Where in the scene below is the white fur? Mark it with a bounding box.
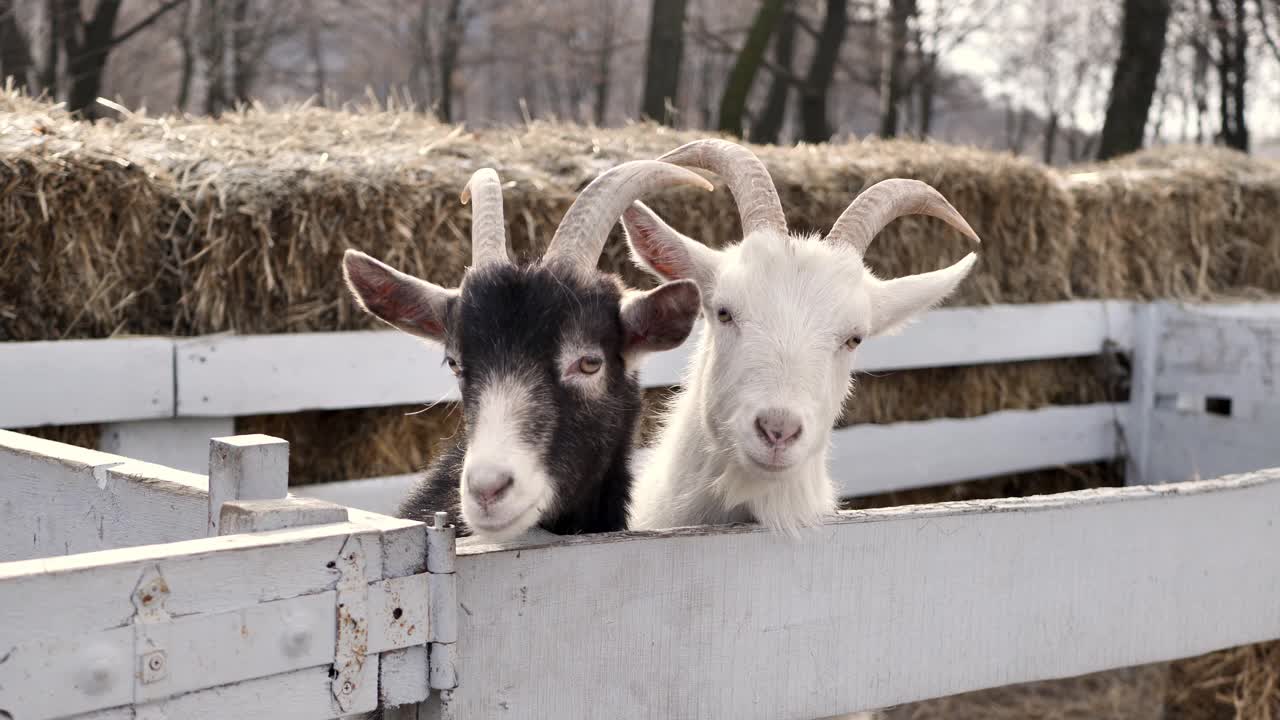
[461,375,554,541]
[628,225,976,534]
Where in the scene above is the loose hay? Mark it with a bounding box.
[3,94,1279,720]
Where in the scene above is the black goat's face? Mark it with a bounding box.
[344,252,700,540]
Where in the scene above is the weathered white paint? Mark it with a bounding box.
[831,403,1125,497]
[1153,301,1280,407]
[175,331,450,415]
[298,403,1125,512]
[0,431,208,562]
[0,338,174,428]
[98,417,236,474]
[206,435,289,536]
[434,470,1280,720]
[1124,303,1161,485]
[171,302,1132,416]
[218,497,350,535]
[0,517,432,718]
[296,473,418,516]
[1144,409,1280,485]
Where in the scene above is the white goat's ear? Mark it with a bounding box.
[622,202,721,289]
[620,279,701,357]
[343,249,457,342]
[869,253,978,336]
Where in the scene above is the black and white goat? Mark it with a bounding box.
[623,139,980,532]
[343,162,707,541]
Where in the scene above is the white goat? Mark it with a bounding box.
[624,139,980,532]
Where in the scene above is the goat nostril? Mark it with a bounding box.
[470,471,515,507]
[755,410,802,448]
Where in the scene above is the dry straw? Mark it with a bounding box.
[3,91,1278,720]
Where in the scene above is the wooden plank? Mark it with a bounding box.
[297,404,1122,510]
[99,417,236,475]
[0,625,136,717]
[1153,302,1280,406]
[1145,409,1280,485]
[440,470,1280,720]
[219,497,350,534]
[73,666,368,720]
[0,521,377,648]
[0,338,174,428]
[207,435,290,536]
[830,403,1124,497]
[175,331,453,415]
[0,432,207,562]
[175,302,1132,415]
[297,474,418,516]
[1125,303,1161,485]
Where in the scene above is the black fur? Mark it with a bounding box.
[396,262,642,537]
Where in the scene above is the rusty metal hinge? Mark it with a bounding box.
[426,512,458,692]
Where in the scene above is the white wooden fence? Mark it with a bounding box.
[3,299,1280,719]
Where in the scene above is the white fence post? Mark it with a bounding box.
[1124,302,1161,486]
[208,434,290,536]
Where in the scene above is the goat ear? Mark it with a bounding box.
[869,253,978,336]
[622,202,720,288]
[343,249,457,342]
[620,279,701,357]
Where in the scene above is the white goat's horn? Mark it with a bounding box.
[544,160,713,272]
[461,168,509,269]
[658,139,787,237]
[826,178,980,255]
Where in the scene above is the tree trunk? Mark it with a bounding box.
[307,15,325,103]
[62,0,124,118]
[1208,0,1249,150]
[593,5,616,126]
[0,0,35,90]
[800,0,848,142]
[752,1,794,144]
[717,0,785,137]
[410,0,435,107]
[438,0,464,123]
[175,0,194,111]
[641,0,688,124]
[200,0,228,115]
[916,54,936,138]
[1096,0,1172,160]
[1042,111,1059,164]
[878,0,915,138]
[39,0,60,94]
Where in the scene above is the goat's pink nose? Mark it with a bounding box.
[755,408,802,449]
[467,464,515,508]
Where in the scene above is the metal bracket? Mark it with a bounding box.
[132,565,173,697]
[426,512,458,692]
[331,534,370,712]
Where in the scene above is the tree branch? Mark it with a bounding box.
[1255,0,1280,64]
[110,0,188,48]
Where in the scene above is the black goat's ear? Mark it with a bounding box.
[620,279,701,357]
[343,250,457,342]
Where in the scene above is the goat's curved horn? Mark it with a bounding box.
[826,179,980,255]
[544,160,713,272]
[658,139,787,237]
[461,168,509,269]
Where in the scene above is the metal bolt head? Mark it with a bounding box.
[141,650,168,684]
[341,680,354,695]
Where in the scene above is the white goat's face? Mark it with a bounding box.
[703,231,870,471]
[624,204,977,475]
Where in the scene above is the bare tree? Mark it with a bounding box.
[878,0,915,138]
[1097,0,1173,159]
[752,0,795,144]
[439,0,465,122]
[1207,0,1249,150]
[641,0,689,123]
[55,0,190,117]
[801,0,849,142]
[717,0,785,136]
[0,0,35,90]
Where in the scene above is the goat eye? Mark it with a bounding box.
[845,336,863,350]
[445,357,462,376]
[577,356,603,375]
[716,308,733,324]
